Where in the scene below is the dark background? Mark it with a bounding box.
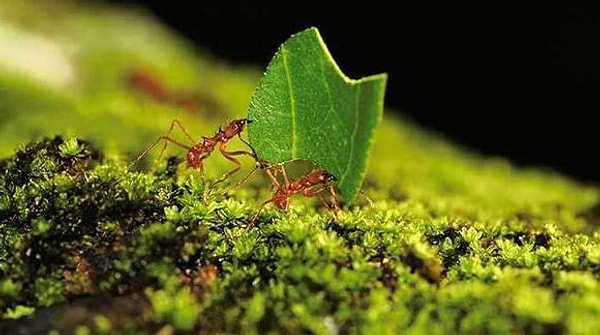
[114,2,599,185]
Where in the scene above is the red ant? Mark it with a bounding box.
[128,68,171,102]
[249,163,340,227]
[132,118,256,184]
[128,68,199,112]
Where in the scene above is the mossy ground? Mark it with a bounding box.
[1,2,600,334]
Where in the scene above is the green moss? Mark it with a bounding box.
[4,305,34,319]
[94,314,112,334]
[2,1,600,334]
[3,136,599,334]
[74,325,91,335]
[146,275,201,331]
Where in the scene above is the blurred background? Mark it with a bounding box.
[111,1,600,185]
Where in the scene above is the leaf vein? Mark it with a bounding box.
[282,46,297,157]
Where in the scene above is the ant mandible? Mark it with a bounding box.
[132,118,256,184]
[249,163,340,227]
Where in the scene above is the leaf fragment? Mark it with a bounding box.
[248,27,387,201]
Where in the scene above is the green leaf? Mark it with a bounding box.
[247,27,387,201]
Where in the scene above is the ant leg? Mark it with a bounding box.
[167,119,197,143]
[213,153,242,185]
[280,165,290,185]
[264,165,283,189]
[237,133,258,159]
[229,156,271,190]
[248,197,275,229]
[229,155,272,190]
[158,119,197,160]
[131,118,197,169]
[130,136,192,169]
[316,192,339,222]
[231,164,260,190]
[268,164,289,186]
[304,185,340,218]
[326,185,341,212]
[358,189,375,207]
[214,142,257,184]
[199,165,212,206]
[246,165,287,229]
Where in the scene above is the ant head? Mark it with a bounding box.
[320,172,337,183]
[224,118,249,137]
[237,118,250,126]
[237,118,253,129]
[256,157,270,169]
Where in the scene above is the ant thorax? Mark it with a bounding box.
[212,128,227,142]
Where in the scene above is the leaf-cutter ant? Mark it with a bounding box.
[248,162,340,227]
[132,118,256,184]
[128,68,199,112]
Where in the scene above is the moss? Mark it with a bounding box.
[4,305,35,319]
[2,136,597,333]
[2,1,600,334]
[146,274,201,331]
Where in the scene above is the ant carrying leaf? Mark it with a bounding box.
[246,161,341,228]
[236,157,376,228]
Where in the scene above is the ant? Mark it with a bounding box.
[128,68,171,103]
[128,68,199,112]
[248,162,340,227]
[132,118,256,184]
